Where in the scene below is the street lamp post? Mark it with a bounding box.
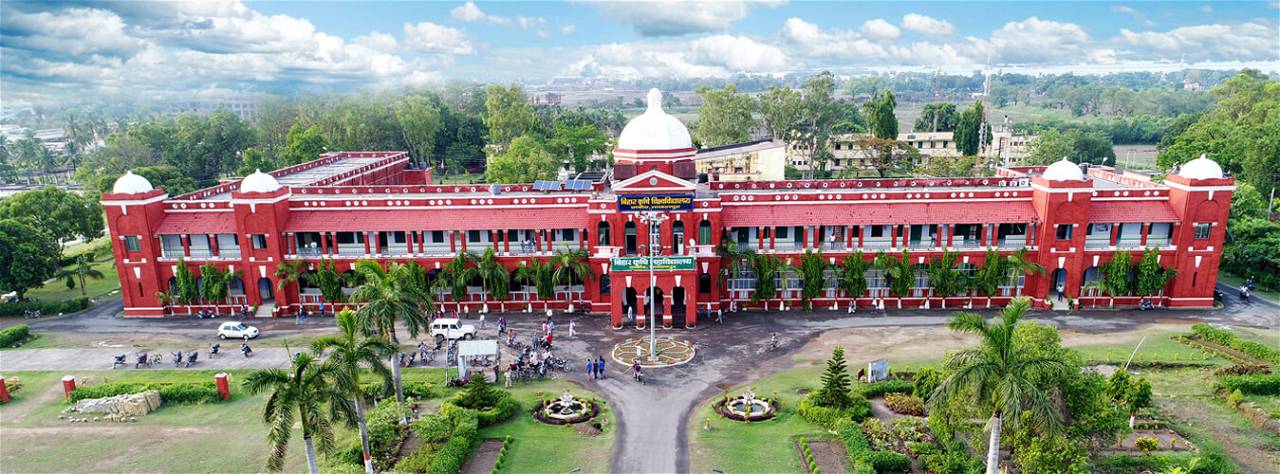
[638,211,668,362]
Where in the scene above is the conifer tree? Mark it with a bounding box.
[815,346,854,408]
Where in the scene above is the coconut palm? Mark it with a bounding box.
[311,309,397,474]
[349,260,431,405]
[750,253,784,305]
[515,258,555,301]
[551,247,594,309]
[925,250,965,308]
[274,259,309,297]
[432,251,477,304]
[874,250,914,298]
[476,248,509,301]
[717,240,756,303]
[972,248,1007,308]
[243,351,356,474]
[927,298,1068,474]
[794,249,828,309]
[56,254,105,298]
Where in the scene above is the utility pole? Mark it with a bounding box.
[638,211,669,362]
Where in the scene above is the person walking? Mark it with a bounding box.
[568,320,576,337]
[597,356,607,379]
[479,312,486,330]
[587,359,596,380]
[498,316,506,335]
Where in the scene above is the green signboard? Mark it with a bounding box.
[611,256,695,272]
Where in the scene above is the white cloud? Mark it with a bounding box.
[1200,5,1213,13]
[594,0,784,37]
[450,2,510,25]
[1111,5,1137,14]
[565,34,784,79]
[900,13,955,36]
[987,17,1092,64]
[560,24,576,35]
[1117,22,1279,63]
[689,35,787,71]
[860,19,900,40]
[781,18,887,59]
[1,7,144,56]
[354,31,398,50]
[402,21,475,54]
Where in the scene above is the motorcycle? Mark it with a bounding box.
[1239,286,1252,301]
[184,351,199,368]
[112,354,127,370]
[241,342,253,358]
[172,351,184,367]
[210,343,220,357]
[135,353,150,369]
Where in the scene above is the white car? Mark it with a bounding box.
[429,318,476,344]
[218,321,260,340]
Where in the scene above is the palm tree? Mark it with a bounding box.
[717,240,756,303]
[349,261,430,405]
[874,250,914,303]
[927,298,1068,474]
[514,258,555,302]
[794,249,828,310]
[925,250,965,308]
[476,248,509,302]
[56,254,105,298]
[243,351,356,474]
[198,265,238,314]
[274,260,309,306]
[839,251,869,307]
[311,309,397,474]
[432,252,477,307]
[551,247,594,310]
[972,248,1007,308]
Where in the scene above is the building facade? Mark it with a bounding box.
[101,89,1232,328]
[694,139,786,182]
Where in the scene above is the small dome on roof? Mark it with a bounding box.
[239,169,281,193]
[1043,158,1085,181]
[111,170,153,194]
[617,88,693,151]
[1178,154,1224,180]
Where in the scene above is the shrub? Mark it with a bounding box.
[365,401,411,467]
[1191,323,1280,365]
[912,367,941,399]
[861,379,914,398]
[411,414,454,443]
[1214,364,1272,376]
[1226,389,1243,408]
[440,392,518,427]
[1135,437,1160,456]
[860,418,893,450]
[1216,374,1280,395]
[427,418,478,474]
[882,393,925,416]
[865,450,911,473]
[0,298,90,317]
[69,382,220,404]
[0,324,31,348]
[395,444,435,473]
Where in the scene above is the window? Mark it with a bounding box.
[597,221,612,246]
[1055,225,1073,240]
[431,231,446,243]
[1193,223,1211,240]
[124,236,141,252]
[251,234,268,249]
[698,272,712,294]
[698,220,712,245]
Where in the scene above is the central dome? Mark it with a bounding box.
[239,169,282,193]
[617,89,693,151]
[1042,158,1085,181]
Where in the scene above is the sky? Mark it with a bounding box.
[1,1,1278,104]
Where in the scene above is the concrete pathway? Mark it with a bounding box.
[0,347,293,371]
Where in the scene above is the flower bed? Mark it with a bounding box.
[531,398,600,425]
[1190,323,1280,365]
[712,396,777,422]
[882,393,925,416]
[68,381,222,404]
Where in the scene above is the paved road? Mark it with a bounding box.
[2,295,1276,474]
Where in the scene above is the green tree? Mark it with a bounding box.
[915,102,960,132]
[717,240,756,288]
[0,219,60,300]
[514,257,555,301]
[315,259,346,305]
[395,94,443,166]
[546,123,608,171]
[1135,247,1178,297]
[484,84,537,146]
[236,148,277,177]
[1012,435,1089,474]
[757,86,802,139]
[243,351,356,474]
[875,250,915,298]
[815,346,854,409]
[170,110,256,183]
[1025,129,1116,166]
[972,249,1008,307]
[476,248,510,301]
[174,259,199,307]
[839,251,869,302]
[1159,70,1280,194]
[1229,181,1267,220]
[793,71,845,178]
[274,260,309,302]
[484,136,558,183]
[434,252,477,302]
[311,309,397,474]
[694,84,754,147]
[750,253,784,304]
[198,264,235,312]
[928,298,1069,474]
[96,165,199,196]
[55,254,105,298]
[0,186,104,247]
[853,136,917,178]
[349,260,431,404]
[1100,250,1133,302]
[955,100,992,156]
[794,249,828,310]
[926,250,967,307]
[280,124,329,166]
[864,90,899,139]
[551,247,594,309]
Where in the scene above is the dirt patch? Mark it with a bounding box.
[575,423,603,436]
[1109,429,1193,452]
[460,438,503,474]
[797,439,848,474]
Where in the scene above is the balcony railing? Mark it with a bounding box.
[1084,239,1111,249]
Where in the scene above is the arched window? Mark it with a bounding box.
[672,220,685,254]
[597,221,611,247]
[624,222,638,255]
[698,219,712,245]
[599,273,611,295]
[698,272,712,294]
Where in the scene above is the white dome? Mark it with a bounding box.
[1178,154,1224,180]
[239,169,282,193]
[111,170,153,194]
[1042,158,1085,181]
[617,88,693,150]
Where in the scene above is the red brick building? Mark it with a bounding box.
[101,89,1233,327]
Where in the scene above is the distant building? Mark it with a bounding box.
[529,93,562,106]
[168,98,258,121]
[791,129,1035,174]
[695,139,785,182]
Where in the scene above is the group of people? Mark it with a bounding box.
[585,356,608,380]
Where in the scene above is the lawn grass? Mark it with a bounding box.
[434,172,484,185]
[482,380,615,474]
[689,365,833,474]
[1217,272,1279,300]
[25,257,120,303]
[1069,331,1231,367]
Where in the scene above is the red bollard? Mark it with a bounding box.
[0,375,10,403]
[61,375,77,401]
[215,373,230,401]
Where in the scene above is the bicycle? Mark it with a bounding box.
[24,309,42,319]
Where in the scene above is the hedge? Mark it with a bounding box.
[0,324,31,348]
[360,381,437,403]
[1190,323,1280,365]
[797,392,871,426]
[1216,374,1280,395]
[439,393,519,427]
[426,409,479,474]
[68,382,221,404]
[798,392,904,473]
[860,379,914,398]
[0,297,90,317]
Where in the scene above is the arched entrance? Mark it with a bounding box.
[1050,268,1068,300]
[643,287,664,317]
[624,222,638,255]
[671,286,686,318]
[257,277,274,302]
[672,221,685,254]
[623,287,638,319]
